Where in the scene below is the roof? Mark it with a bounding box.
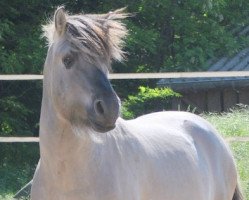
[157,76,249,91]
[158,44,249,91]
[208,47,249,71]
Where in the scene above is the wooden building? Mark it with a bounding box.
[158,48,249,113]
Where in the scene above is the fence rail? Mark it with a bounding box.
[0,137,39,143]
[1,71,249,143]
[1,136,249,143]
[1,71,249,80]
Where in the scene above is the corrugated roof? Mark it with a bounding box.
[208,47,249,71]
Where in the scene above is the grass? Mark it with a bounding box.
[202,105,249,137]
[0,107,249,199]
[231,142,249,199]
[0,194,13,200]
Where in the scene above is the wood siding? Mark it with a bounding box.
[171,87,249,113]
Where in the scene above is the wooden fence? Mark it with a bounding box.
[1,71,249,143]
[1,71,249,80]
[1,136,249,143]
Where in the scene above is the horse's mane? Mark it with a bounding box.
[43,8,129,63]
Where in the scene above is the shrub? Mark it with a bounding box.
[121,86,181,119]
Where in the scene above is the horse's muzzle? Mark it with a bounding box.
[89,94,120,133]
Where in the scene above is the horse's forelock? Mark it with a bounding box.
[67,17,108,59]
[42,8,129,64]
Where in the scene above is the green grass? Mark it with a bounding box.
[202,105,249,137]
[231,142,249,199]
[0,194,13,200]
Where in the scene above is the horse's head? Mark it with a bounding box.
[42,7,128,133]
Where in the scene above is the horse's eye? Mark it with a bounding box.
[63,56,74,69]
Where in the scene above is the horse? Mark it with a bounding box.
[31,7,243,200]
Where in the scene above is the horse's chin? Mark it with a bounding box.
[89,120,116,133]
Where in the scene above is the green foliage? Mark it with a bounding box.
[0,96,31,136]
[0,81,42,137]
[0,143,39,199]
[1,0,249,74]
[0,0,48,74]
[122,86,181,119]
[0,29,46,74]
[124,0,249,72]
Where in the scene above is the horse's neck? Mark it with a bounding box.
[39,92,93,169]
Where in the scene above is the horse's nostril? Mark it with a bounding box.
[94,100,105,115]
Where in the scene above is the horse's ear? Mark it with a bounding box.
[54,6,67,36]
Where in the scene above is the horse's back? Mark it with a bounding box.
[123,111,237,200]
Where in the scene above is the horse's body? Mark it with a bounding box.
[32,112,238,200]
[31,7,243,200]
